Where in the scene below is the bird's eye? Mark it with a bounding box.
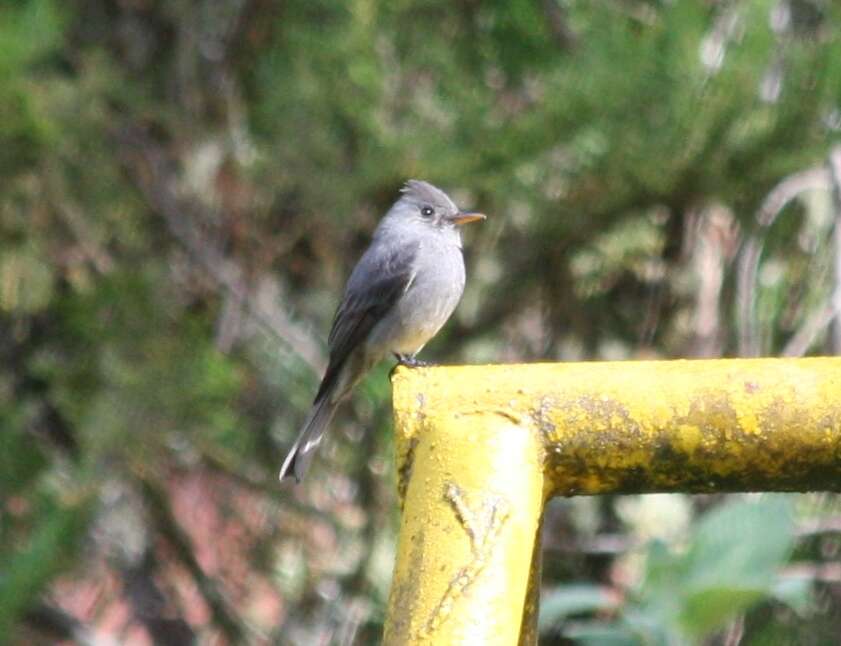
[420,206,434,217]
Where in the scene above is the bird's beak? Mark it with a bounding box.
[449,211,486,226]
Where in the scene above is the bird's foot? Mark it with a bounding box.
[393,353,432,368]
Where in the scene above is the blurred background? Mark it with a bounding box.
[2,0,841,644]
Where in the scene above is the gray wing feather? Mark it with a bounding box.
[314,240,418,401]
[281,239,419,483]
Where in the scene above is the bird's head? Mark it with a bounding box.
[383,180,485,238]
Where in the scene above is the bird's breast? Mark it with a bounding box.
[368,243,465,356]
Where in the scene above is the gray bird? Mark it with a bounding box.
[279,180,485,483]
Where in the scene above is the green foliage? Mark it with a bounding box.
[2,0,841,642]
[0,496,92,640]
[651,498,795,637]
[0,0,65,173]
[0,423,47,498]
[538,583,620,633]
[542,497,808,644]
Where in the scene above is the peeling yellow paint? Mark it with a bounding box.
[384,357,841,645]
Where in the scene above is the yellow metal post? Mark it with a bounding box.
[384,357,841,644]
[384,407,544,645]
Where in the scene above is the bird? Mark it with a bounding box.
[279,180,486,483]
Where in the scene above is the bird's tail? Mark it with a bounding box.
[279,392,339,483]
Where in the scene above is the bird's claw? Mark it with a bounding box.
[393,353,431,368]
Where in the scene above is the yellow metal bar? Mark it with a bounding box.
[384,357,841,644]
[384,408,544,645]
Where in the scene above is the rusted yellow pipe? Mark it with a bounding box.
[384,358,841,644]
[384,408,544,645]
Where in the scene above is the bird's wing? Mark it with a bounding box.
[314,240,419,401]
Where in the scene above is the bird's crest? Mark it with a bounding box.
[401,179,457,211]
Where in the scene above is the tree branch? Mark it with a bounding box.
[137,475,246,644]
[828,146,841,353]
[736,166,830,356]
[114,124,325,375]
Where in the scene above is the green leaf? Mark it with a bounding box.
[681,586,766,633]
[563,622,642,646]
[769,575,814,616]
[539,584,619,632]
[679,497,796,635]
[684,497,795,591]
